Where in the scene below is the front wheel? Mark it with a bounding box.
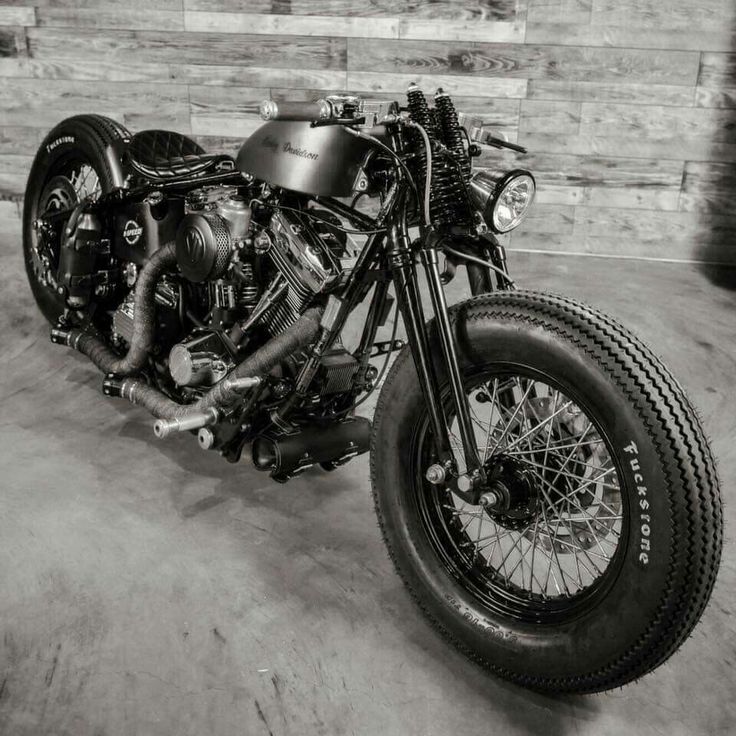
[370,290,722,693]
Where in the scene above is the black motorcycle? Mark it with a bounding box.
[22,86,722,693]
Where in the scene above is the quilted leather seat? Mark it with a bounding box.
[127,129,233,180]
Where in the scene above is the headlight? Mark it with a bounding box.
[469,169,535,233]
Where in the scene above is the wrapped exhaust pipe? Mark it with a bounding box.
[52,237,324,434]
[52,242,178,376]
[100,307,323,430]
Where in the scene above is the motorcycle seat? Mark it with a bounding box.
[126,129,234,180]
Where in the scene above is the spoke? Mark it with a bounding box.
[539,479,618,561]
[518,457,618,491]
[544,422,594,487]
[493,523,533,580]
[538,502,570,596]
[502,400,574,454]
[481,378,499,462]
[505,438,604,455]
[488,379,535,455]
[427,371,625,604]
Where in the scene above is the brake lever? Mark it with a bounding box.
[481,135,527,154]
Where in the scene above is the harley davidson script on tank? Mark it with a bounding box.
[22,88,722,694]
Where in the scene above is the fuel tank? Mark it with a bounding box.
[236,120,382,197]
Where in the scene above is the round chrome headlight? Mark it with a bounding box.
[469,169,536,234]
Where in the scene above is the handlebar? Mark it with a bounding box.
[258,97,528,153]
[259,99,333,122]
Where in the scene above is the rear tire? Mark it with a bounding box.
[370,290,722,693]
[22,115,129,324]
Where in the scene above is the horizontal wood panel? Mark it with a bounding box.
[0,125,41,154]
[185,12,400,39]
[36,8,184,32]
[0,152,33,198]
[348,38,701,86]
[398,19,524,43]
[591,0,734,31]
[527,80,694,106]
[526,23,735,53]
[508,152,685,189]
[0,199,20,222]
[0,78,190,129]
[521,203,575,234]
[1,0,184,9]
[519,100,581,134]
[0,0,733,265]
[185,0,523,21]
[0,7,35,26]
[573,206,736,245]
[534,184,680,210]
[521,133,736,163]
[346,71,527,99]
[0,27,26,57]
[579,103,736,143]
[509,231,736,263]
[696,87,736,110]
[680,161,736,213]
[27,28,347,70]
[698,53,736,89]
[526,0,592,24]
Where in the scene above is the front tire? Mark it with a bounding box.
[370,290,722,693]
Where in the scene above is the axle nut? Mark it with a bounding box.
[425,464,446,485]
[479,491,500,509]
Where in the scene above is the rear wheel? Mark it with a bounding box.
[371,290,722,693]
[22,115,129,323]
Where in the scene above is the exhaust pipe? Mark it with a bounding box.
[93,308,322,433]
[252,417,371,482]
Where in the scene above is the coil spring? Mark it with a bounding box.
[407,83,439,137]
[238,261,259,305]
[434,89,471,180]
[406,84,471,226]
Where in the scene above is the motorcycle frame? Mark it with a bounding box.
[93,130,504,495]
[292,182,499,498]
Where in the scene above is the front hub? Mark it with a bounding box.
[483,454,540,530]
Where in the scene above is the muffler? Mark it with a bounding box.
[252,417,371,482]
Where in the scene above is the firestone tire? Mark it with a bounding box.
[370,290,722,693]
[22,114,129,324]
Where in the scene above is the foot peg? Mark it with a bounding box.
[153,408,219,439]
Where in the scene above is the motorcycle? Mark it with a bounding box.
[22,85,722,693]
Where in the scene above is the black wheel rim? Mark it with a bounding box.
[28,155,102,290]
[412,363,629,624]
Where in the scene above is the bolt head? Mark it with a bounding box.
[456,475,473,493]
[425,464,446,485]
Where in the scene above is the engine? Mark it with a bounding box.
[116,185,348,389]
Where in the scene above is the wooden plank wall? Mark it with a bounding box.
[1,0,735,264]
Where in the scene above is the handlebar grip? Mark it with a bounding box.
[259,99,333,122]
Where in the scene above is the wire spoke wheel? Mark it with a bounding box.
[371,291,721,692]
[416,369,625,621]
[31,160,103,284]
[23,115,126,324]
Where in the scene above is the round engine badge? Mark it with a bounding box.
[123,219,143,245]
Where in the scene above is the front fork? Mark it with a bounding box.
[388,225,487,502]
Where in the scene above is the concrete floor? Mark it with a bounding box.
[0,229,734,736]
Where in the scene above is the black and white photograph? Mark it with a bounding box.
[0,1,733,734]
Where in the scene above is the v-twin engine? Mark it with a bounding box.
[253,209,342,335]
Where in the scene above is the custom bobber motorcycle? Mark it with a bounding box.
[23,85,721,693]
